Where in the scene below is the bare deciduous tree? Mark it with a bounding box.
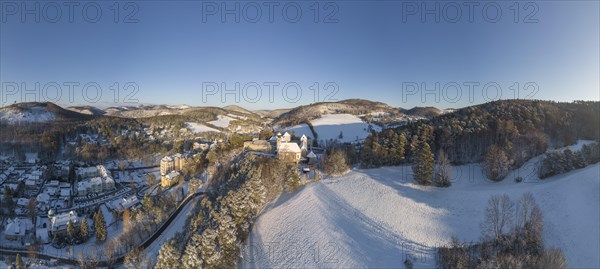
[104,238,120,269]
[78,249,99,269]
[481,194,514,241]
[124,247,150,269]
[483,145,510,181]
[537,247,567,269]
[516,192,544,255]
[435,149,452,187]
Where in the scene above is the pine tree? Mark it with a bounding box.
[16,253,23,269]
[563,148,576,171]
[216,211,237,267]
[157,240,182,269]
[323,147,349,176]
[182,233,203,269]
[67,220,76,241]
[360,134,375,168]
[200,227,221,268]
[413,141,434,185]
[80,218,89,239]
[94,210,107,242]
[397,132,407,163]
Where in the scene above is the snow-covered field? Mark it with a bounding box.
[186,122,220,133]
[208,115,236,128]
[243,161,600,268]
[284,114,381,144]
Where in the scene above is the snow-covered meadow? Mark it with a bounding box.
[284,114,381,144]
[186,122,221,133]
[243,160,600,268]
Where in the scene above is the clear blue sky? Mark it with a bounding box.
[1,1,598,110]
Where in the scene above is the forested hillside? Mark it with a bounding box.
[361,100,600,168]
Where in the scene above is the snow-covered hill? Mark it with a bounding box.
[243,161,600,268]
[272,99,403,127]
[0,102,90,124]
[283,114,381,144]
[0,106,56,123]
[67,105,106,116]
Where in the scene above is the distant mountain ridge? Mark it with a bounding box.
[0,99,459,131]
[398,106,444,118]
[272,99,404,128]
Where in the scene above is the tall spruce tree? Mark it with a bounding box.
[67,220,76,241]
[94,210,107,242]
[413,141,434,185]
[80,218,89,239]
[16,253,23,269]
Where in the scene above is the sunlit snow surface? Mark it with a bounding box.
[243,149,600,268]
[284,114,381,143]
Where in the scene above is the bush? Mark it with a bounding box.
[323,147,350,176]
[438,237,470,269]
[439,193,564,269]
[404,258,413,269]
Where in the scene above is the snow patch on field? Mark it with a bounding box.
[244,162,600,268]
[284,114,380,144]
[208,115,235,128]
[559,139,596,152]
[186,122,220,133]
[228,113,248,120]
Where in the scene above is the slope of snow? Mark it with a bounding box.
[228,113,248,120]
[186,122,220,133]
[561,139,596,152]
[243,162,600,268]
[208,115,235,128]
[284,114,381,144]
[0,107,56,123]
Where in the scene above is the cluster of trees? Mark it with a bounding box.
[482,144,511,181]
[360,100,600,172]
[538,143,600,179]
[155,154,302,269]
[56,218,90,245]
[360,129,407,168]
[1,186,18,216]
[438,193,566,269]
[322,145,355,176]
[124,190,180,254]
[360,125,453,187]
